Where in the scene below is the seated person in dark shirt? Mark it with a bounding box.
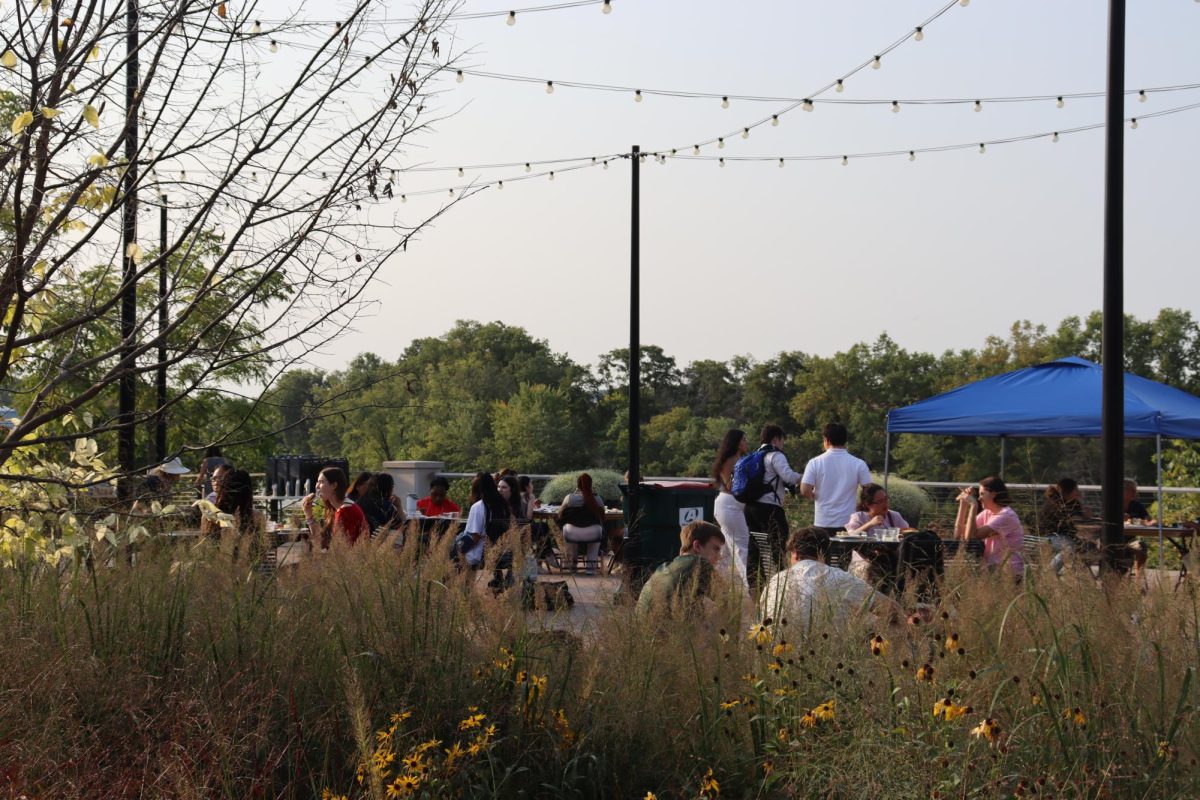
[417,476,460,517]
[1115,478,1149,576]
[636,521,725,616]
[1040,477,1093,574]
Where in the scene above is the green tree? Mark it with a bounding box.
[486,384,587,473]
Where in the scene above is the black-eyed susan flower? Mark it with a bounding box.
[772,641,794,657]
[945,633,960,651]
[458,713,485,731]
[1062,707,1086,727]
[1030,693,1041,706]
[700,767,720,796]
[719,699,740,711]
[800,712,817,728]
[761,759,775,776]
[748,622,772,645]
[970,718,1000,744]
[813,700,835,721]
[1157,740,1176,761]
[916,664,935,681]
[870,634,889,656]
[768,660,782,673]
[389,710,413,725]
[644,793,658,800]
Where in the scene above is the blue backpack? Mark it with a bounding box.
[731,444,778,504]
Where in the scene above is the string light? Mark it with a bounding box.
[892,101,900,113]
[974,100,982,112]
[1130,118,1138,129]
[1052,131,1059,142]
[506,10,516,25]
[401,194,407,202]
[741,127,750,139]
[802,99,814,112]
[603,160,609,169]
[872,56,881,70]
[457,167,464,177]
[456,70,464,82]
[841,156,848,166]
[771,115,779,126]
[717,137,725,149]
[719,157,725,168]
[602,0,612,13]
[634,89,642,102]
[778,158,784,168]
[1139,90,1147,103]
[546,80,554,94]
[1056,96,1064,108]
[960,0,969,6]
[269,40,278,53]
[913,27,924,41]
[252,20,262,34]
[978,143,986,154]
[693,145,700,155]
[549,171,555,180]
[908,150,916,161]
[449,188,455,196]
[721,96,730,109]
[497,180,503,189]
[836,79,844,93]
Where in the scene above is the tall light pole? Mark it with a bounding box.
[627,145,641,523]
[156,194,167,462]
[117,0,140,495]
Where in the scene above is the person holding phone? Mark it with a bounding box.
[954,476,1024,579]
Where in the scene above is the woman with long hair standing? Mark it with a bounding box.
[497,475,525,520]
[453,472,510,568]
[711,428,750,585]
[204,468,267,559]
[301,466,369,549]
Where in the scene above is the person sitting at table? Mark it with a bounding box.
[302,466,369,549]
[518,475,542,516]
[1123,478,1151,523]
[636,521,725,616]
[954,476,1024,579]
[1039,477,1093,573]
[205,461,232,505]
[202,468,266,559]
[1116,478,1150,576]
[497,475,525,520]
[356,473,404,537]
[557,473,606,574]
[844,483,911,584]
[451,472,510,569]
[194,446,229,499]
[347,471,374,502]
[417,476,460,517]
[759,527,902,633]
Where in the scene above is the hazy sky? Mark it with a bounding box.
[296,0,1200,372]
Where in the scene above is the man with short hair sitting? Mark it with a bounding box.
[759,527,901,632]
[637,521,725,616]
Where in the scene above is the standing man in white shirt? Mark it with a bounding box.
[743,423,804,575]
[800,422,873,534]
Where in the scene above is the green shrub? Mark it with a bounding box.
[872,473,933,527]
[539,469,625,508]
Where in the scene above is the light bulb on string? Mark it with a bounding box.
[449,188,455,197]
[549,171,555,180]
[252,20,262,35]
[802,99,813,112]
[913,27,924,41]
[524,163,531,173]
[1138,90,1147,103]
[602,0,612,13]
[778,158,784,168]
[269,40,278,53]
[670,149,677,157]
[835,79,844,93]
[1052,131,1059,142]
[871,56,881,70]
[457,167,464,177]
[718,137,725,149]
[719,158,725,168]
[908,151,916,161]
[497,180,503,190]
[456,70,464,83]
[693,145,700,155]
[741,127,750,139]
[180,170,186,180]
[771,115,779,126]
[892,101,900,113]
[401,194,407,203]
[634,89,642,102]
[841,156,848,166]
[545,80,554,94]
[1056,96,1064,109]
[960,0,969,6]
[974,100,982,112]
[506,10,516,25]
[603,160,609,169]
[638,153,646,163]
[978,143,986,154]
[1130,118,1138,129]
[721,96,729,109]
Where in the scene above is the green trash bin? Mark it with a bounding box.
[620,481,717,583]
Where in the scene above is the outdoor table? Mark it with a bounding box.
[532,506,625,522]
[1075,523,1195,580]
[826,530,957,599]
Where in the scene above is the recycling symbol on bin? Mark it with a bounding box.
[678,507,703,525]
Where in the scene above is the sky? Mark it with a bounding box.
[286,0,1200,372]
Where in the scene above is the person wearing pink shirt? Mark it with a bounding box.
[954,476,1024,579]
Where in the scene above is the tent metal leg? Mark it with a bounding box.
[883,431,891,492]
[1157,434,1164,573]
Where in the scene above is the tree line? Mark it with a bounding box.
[243,310,1200,487]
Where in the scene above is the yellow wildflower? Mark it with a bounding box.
[741,672,758,683]
[480,723,498,742]
[870,634,889,656]
[516,670,528,684]
[414,738,442,754]
[916,663,934,682]
[970,718,1000,744]
[761,759,775,776]
[458,713,486,731]
[530,674,548,692]
[645,794,658,800]
[812,700,835,722]
[322,790,349,800]
[388,773,422,796]
[932,698,950,718]
[699,767,720,796]
[767,660,782,673]
[944,702,970,721]
[390,710,413,725]
[1157,741,1175,761]
[1030,693,1041,706]
[748,622,772,644]
[945,633,960,651]
[778,726,791,741]
[1062,707,1087,727]
[495,646,515,669]
[401,753,427,772]
[719,699,740,711]
[376,728,393,744]
[800,712,817,728]
[444,741,466,764]
[772,641,793,657]
[466,741,483,756]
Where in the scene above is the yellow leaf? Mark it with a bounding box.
[217,2,227,19]
[11,111,34,136]
[86,151,109,168]
[61,17,74,27]
[89,44,100,62]
[40,106,61,119]
[40,0,51,12]
[83,104,99,129]
[1,50,16,69]
[126,242,143,264]
[66,82,76,94]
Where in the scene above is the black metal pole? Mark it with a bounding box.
[628,145,641,523]
[156,194,167,462]
[117,0,140,497]
[1100,0,1126,568]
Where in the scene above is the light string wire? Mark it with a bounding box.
[140,1,611,28]
[397,99,1200,197]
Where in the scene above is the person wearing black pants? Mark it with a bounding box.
[743,424,803,584]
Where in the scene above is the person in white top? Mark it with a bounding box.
[711,428,751,589]
[759,527,901,633]
[800,422,873,531]
[743,424,804,579]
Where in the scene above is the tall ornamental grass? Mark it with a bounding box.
[0,530,1195,798]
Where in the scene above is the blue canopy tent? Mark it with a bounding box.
[884,357,1200,566]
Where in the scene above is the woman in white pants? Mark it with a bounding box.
[557,473,606,574]
[712,428,751,587]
